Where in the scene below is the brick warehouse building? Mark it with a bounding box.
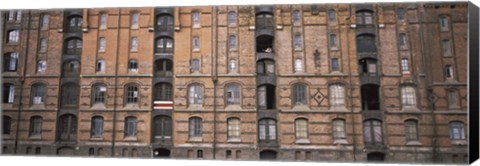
[0,2,469,163]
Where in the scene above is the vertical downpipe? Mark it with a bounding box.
[111,8,122,157]
[211,6,218,159]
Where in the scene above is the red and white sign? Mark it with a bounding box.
[154,101,173,110]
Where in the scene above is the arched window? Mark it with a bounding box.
[99,13,107,29]
[228,59,237,73]
[295,118,308,139]
[227,118,240,139]
[258,118,276,142]
[328,9,336,24]
[128,59,138,72]
[131,12,139,29]
[363,119,383,145]
[2,116,12,135]
[192,36,200,51]
[61,83,79,108]
[396,8,405,20]
[29,116,43,137]
[67,16,82,32]
[64,38,82,55]
[31,83,46,104]
[39,38,47,52]
[449,121,465,140]
[294,59,303,72]
[225,84,240,105]
[125,84,139,104]
[98,37,106,52]
[188,84,203,105]
[292,10,301,24]
[192,11,200,28]
[153,115,172,140]
[356,10,373,25]
[156,14,173,31]
[156,37,173,53]
[229,35,237,49]
[189,117,202,138]
[154,83,172,101]
[58,114,77,141]
[92,84,107,105]
[256,13,274,29]
[41,14,49,29]
[292,83,307,105]
[401,86,417,107]
[332,119,346,140]
[330,34,338,49]
[124,116,137,138]
[130,37,138,51]
[91,116,104,138]
[329,84,345,107]
[404,120,418,141]
[7,30,19,43]
[95,60,105,73]
[3,83,14,103]
[228,11,236,25]
[155,59,173,77]
[3,52,18,72]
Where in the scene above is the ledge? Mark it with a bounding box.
[406,141,422,146]
[188,137,203,142]
[333,139,348,145]
[295,139,311,144]
[227,138,241,143]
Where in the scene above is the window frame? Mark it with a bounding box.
[258,118,277,142]
[293,34,302,50]
[292,10,301,25]
[91,116,104,138]
[95,60,106,73]
[153,115,172,140]
[331,58,339,72]
[329,84,346,107]
[39,38,47,52]
[92,84,107,105]
[3,83,15,104]
[154,83,173,101]
[228,11,237,26]
[328,9,337,24]
[189,117,203,138]
[449,121,465,140]
[295,118,308,140]
[363,119,383,145]
[294,58,303,72]
[191,59,200,73]
[2,116,12,135]
[439,16,449,31]
[332,119,346,140]
[99,13,107,30]
[7,30,19,43]
[445,65,454,79]
[128,59,138,72]
[31,83,46,105]
[131,12,139,29]
[155,37,174,53]
[225,84,241,106]
[124,84,139,105]
[404,120,419,142]
[330,34,338,49]
[401,58,409,73]
[188,84,203,105]
[227,118,240,140]
[229,35,237,50]
[401,86,417,108]
[98,37,106,52]
[130,37,138,52]
[64,38,82,55]
[41,14,49,29]
[192,11,200,28]
[3,52,18,72]
[61,83,80,108]
[192,36,200,51]
[124,116,138,138]
[292,83,307,106]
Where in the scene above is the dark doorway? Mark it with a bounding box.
[361,84,380,110]
[153,148,170,158]
[57,147,74,156]
[367,152,385,162]
[259,150,277,160]
[258,84,276,109]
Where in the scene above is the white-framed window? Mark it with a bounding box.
[332,119,346,140]
[227,118,240,139]
[92,84,107,105]
[99,13,107,29]
[258,118,276,142]
[96,60,106,73]
[445,65,454,79]
[295,118,308,139]
[329,84,345,107]
[405,120,418,141]
[294,34,302,50]
[39,38,47,52]
[401,86,417,107]
[228,59,237,73]
[449,121,465,140]
[37,60,46,73]
[130,37,138,52]
[131,12,139,29]
[192,11,200,28]
[188,84,203,105]
[228,11,236,26]
[401,58,409,72]
[225,84,240,105]
[41,14,49,29]
[294,59,303,72]
[192,36,200,51]
[189,117,202,137]
[98,37,106,52]
[8,30,19,43]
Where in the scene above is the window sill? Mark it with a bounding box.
[189,137,203,142]
[90,137,104,141]
[451,140,467,146]
[30,104,45,109]
[6,42,19,46]
[292,105,310,111]
[406,140,421,146]
[2,103,13,108]
[329,106,348,112]
[401,106,420,112]
[227,138,241,143]
[124,137,138,142]
[28,135,42,140]
[188,104,204,110]
[333,139,348,145]
[192,49,200,52]
[128,70,138,73]
[225,105,242,111]
[130,50,138,53]
[124,104,139,109]
[294,48,302,52]
[228,48,237,52]
[448,106,461,111]
[330,47,339,51]
[295,139,311,144]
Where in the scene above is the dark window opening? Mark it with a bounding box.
[153,116,172,140]
[3,83,14,103]
[156,14,174,31]
[363,120,383,145]
[3,52,18,72]
[197,150,203,159]
[67,16,82,32]
[356,11,373,25]
[154,83,173,101]
[2,116,12,135]
[359,58,377,76]
[256,35,274,53]
[361,84,380,110]
[155,37,173,53]
[256,59,275,75]
[153,148,171,158]
[258,84,276,109]
[367,152,385,162]
[61,83,79,108]
[155,59,173,77]
[256,13,274,29]
[64,38,82,55]
[258,118,277,143]
[58,114,77,142]
[356,34,377,53]
[259,150,277,160]
[62,60,80,77]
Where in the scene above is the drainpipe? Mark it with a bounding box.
[111,8,122,157]
[211,6,218,159]
[0,11,3,153]
[14,10,31,154]
[345,6,357,161]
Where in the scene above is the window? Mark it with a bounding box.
[8,10,14,21]
[396,8,405,20]
[156,37,173,53]
[293,83,307,105]
[29,116,42,137]
[448,90,459,108]
[61,83,79,108]
[333,119,346,140]
[449,121,465,140]
[229,59,237,73]
[229,35,237,49]
[329,84,345,107]
[125,84,139,104]
[7,30,19,43]
[330,34,337,49]
[128,60,138,72]
[191,59,200,72]
[256,59,275,75]
[256,13,274,29]
[65,38,82,55]
[328,9,336,24]
[399,33,407,47]
[445,65,454,79]
[192,36,200,51]
[62,60,80,77]
[192,11,200,28]
[188,84,203,105]
[356,34,377,53]
[356,11,373,25]
[439,17,449,31]
[3,83,14,103]
[2,116,11,135]
[156,14,174,31]
[189,117,202,137]
[58,114,77,141]
[294,59,303,72]
[153,116,172,140]
[225,84,240,105]
[67,16,83,32]
[16,10,22,21]
[131,13,139,29]
[361,84,380,110]
[401,58,409,72]
[442,40,452,57]
[227,118,240,139]
[294,34,302,50]
[89,148,94,156]
[155,59,173,77]
[197,150,203,159]
[91,116,104,138]
[3,52,18,72]
[124,117,137,138]
[31,84,46,104]
[92,84,107,105]
[35,147,41,154]
[99,13,107,29]
[98,37,106,52]
[96,60,106,73]
[359,58,377,76]
[331,58,339,71]
[401,86,417,107]
[154,83,173,101]
[292,10,301,24]
[39,38,47,52]
[404,120,418,141]
[363,120,383,145]
[228,11,236,25]
[258,118,276,142]
[257,84,276,109]
[226,150,232,159]
[41,14,49,29]
[295,118,308,139]
[130,37,138,51]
